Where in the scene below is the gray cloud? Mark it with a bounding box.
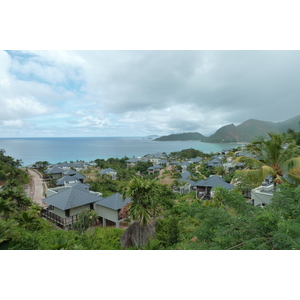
[2,50,300,137]
[86,50,300,124]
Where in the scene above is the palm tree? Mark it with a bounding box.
[122,177,162,248]
[234,133,300,189]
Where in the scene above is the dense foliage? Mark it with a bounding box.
[155,132,207,142]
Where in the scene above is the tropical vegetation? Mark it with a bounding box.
[1,130,300,250]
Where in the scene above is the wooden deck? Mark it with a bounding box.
[41,209,79,227]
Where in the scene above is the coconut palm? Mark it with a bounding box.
[234,133,300,189]
[122,177,162,248]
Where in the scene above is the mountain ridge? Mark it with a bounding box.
[154,114,300,143]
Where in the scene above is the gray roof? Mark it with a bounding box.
[95,193,131,210]
[180,161,191,166]
[195,176,235,190]
[148,164,162,170]
[44,186,103,210]
[63,169,77,176]
[73,173,86,180]
[158,159,168,164]
[71,162,85,168]
[236,151,254,158]
[170,161,180,165]
[68,182,90,190]
[126,158,139,163]
[178,178,196,186]
[99,168,116,175]
[45,166,64,174]
[181,171,191,179]
[56,176,79,186]
[189,157,202,163]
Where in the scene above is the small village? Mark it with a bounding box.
[1,130,300,250]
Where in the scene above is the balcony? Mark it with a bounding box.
[41,208,80,228]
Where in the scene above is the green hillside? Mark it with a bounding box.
[155,132,207,141]
[205,124,240,143]
[154,115,300,143]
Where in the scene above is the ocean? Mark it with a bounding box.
[0,137,242,166]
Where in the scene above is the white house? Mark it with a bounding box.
[251,184,274,206]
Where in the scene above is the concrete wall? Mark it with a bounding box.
[51,204,91,218]
[70,204,91,217]
[52,207,66,218]
[251,185,274,206]
[94,204,118,223]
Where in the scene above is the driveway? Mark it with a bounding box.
[28,169,47,208]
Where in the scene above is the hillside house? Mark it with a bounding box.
[204,157,223,169]
[195,175,235,199]
[126,158,139,167]
[99,168,117,180]
[45,166,64,179]
[42,185,103,228]
[147,164,162,175]
[94,193,131,228]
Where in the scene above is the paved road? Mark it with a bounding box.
[28,169,47,207]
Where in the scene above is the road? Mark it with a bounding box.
[28,169,47,208]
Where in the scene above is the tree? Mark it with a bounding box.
[0,219,18,245]
[32,161,50,172]
[73,209,98,235]
[122,177,162,248]
[234,133,300,189]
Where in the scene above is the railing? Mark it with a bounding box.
[41,209,80,227]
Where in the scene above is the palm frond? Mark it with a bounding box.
[281,157,300,173]
[234,169,264,186]
[234,156,264,168]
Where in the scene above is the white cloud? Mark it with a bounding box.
[74,116,112,128]
[2,119,24,128]
[0,96,49,120]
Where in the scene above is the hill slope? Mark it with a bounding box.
[154,132,207,141]
[154,115,300,143]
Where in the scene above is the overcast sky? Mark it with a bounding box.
[1,50,300,138]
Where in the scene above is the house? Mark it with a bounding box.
[126,158,139,167]
[223,160,245,173]
[41,185,103,228]
[45,166,64,179]
[158,159,169,167]
[147,153,166,164]
[236,151,255,158]
[179,161,191,172]
[195,175,235,199]
[63,169,78,176]
[188,157,203,164]
[148,164,162,175]
[56,162,86,172]
[181,171,191,179]
[94,193,131,228]
[72,172,86,183]
[170,161,180,166]
[46,182,90,197]
[204,157,223,169]
[251,184,274,206]
[99,168,117,180]
[56,172,86,186]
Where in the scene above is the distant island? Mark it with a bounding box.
[155,132,207,142]
[154,114,300,143]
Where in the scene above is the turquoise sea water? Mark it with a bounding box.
[0,137,242,166]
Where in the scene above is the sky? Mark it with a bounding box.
[1,50,300,138]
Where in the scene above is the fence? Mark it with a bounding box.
[41,209,80,227]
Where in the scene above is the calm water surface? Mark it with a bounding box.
[0,137,242,166]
